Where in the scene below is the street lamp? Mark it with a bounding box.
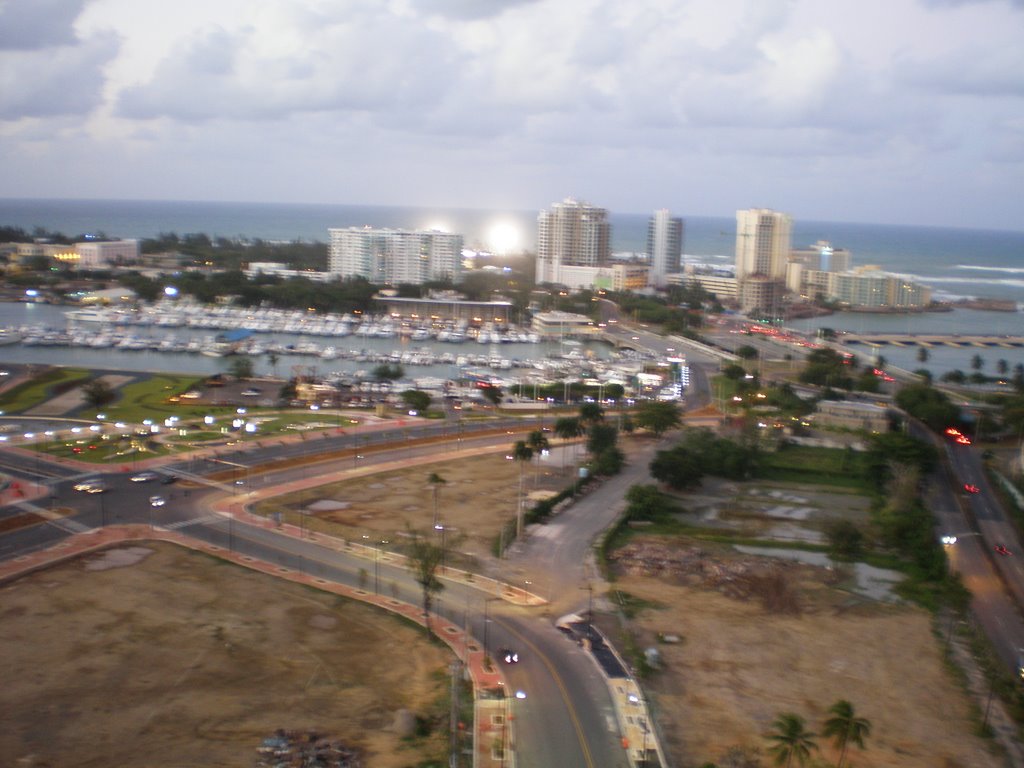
[434,523,447,573]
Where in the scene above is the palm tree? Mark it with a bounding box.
[822,700,871,768]
[553,416,585,472]
[578,401,605,426]
[971,353,984,372]
[512,440,533,539]
[767,712,817,768]
[427,472,446,526]
[916,346,929,364]
[527,430,550,486]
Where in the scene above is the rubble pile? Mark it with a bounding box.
[255,730,361,768]
[611,541,802,608]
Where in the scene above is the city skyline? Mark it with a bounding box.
[0,0,1022,232]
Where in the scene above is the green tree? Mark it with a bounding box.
[722,363,747,381]
[916,346,930,363]
[587,422,618,457]
[406,528,445,641]
[996,358,1009,376]
[372,363,404,382]
[624,484,672,521]
[579,401,605,425]
[650,445,704,490]
[893,383,959,432]
[766,713,817,768]
[400,388,431,413]
[970,353,984,372]
[512,440,533,539]
[480,383,503,407]
[527,429,550,485]
[554,416,585,471]
[822,700,871,768]
[82,379,117,410]
[228,355,254,381]
[735,344,759,360]
[634,400,683,437]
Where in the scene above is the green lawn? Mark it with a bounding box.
[756,444,873,491]
[0,368,91,413]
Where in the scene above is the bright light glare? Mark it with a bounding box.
[425,220,450,233]
[487,221,522,254]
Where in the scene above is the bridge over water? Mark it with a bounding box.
[839,333,1024,349]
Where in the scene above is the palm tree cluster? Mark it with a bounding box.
[766,700,871,768]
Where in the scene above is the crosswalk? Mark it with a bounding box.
[162,514,225,531]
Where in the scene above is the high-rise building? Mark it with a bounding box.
[536,198,611,286]
[646,209,684,288]
[735,208,792,316]
[328,227,463,285]
[735,208,792,281]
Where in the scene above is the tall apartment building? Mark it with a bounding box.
[735,208,792,316]
[735,208,792,280]
[535,198,611,287]
[646,209,683,288]
[328,227,463,285]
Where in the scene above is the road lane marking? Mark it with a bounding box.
[163,515,225,531]
[494,616,597,768]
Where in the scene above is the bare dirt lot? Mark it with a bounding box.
[257,448,579,567]
[608,534,996,768]
[0,544,450,768]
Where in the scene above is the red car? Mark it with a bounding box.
[995,545,1012,556]
[964,484,980,494]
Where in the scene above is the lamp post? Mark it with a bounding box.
[434,523,447,574]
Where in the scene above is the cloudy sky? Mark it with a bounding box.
[1,0,1021,230]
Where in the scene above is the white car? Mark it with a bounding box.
[149,495,166,507]
[131,471,158,483]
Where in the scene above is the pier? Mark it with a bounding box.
[839,332,1024,349]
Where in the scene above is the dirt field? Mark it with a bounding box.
[608,535,997,768]
[0,544,451,768]
[259,448,579,567]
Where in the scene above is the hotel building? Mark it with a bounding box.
[535,198,611,288]
[328,227,463,285]
[735,208,792,316]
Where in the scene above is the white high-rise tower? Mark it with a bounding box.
[646,209,683,287]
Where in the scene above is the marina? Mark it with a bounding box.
[0,301,657,391]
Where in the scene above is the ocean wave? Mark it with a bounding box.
[913,276,1024,289]
[953,264,1024,275]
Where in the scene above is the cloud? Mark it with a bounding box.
[0,35,118,119]
[0,0,88,50]
[407,0,542,19]
[116,6,460,121]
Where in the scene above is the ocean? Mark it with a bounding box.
[1,197,1022,377]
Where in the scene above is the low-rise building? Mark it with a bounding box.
[531,310,598,338]
[812,400,890,433]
